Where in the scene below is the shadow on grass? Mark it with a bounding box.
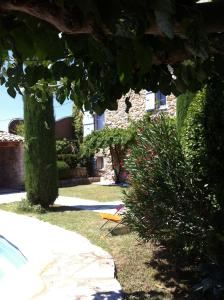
[110,226,131,236]
[92,290,165,300]
[48,204,120,212]
[144,245,205,300]
[123,290,166,299]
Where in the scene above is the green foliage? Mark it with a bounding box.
[57,154,78,169]
[72,104,83,150]
[178,83,224,269]
[0,1,222,112]
[16,198,46,214]
[203,77,224,266]
[82,126,136,156]
[82,126,136,182]
[24,93,58,208]
[176,91,195,136]
[57,160,70,179]
[180,89,207,179]
[56,138,77,155]
[56,160,70,171]
[124,115,209,256]
[12,122,25,137]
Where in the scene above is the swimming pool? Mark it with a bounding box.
[0,235,45,299]
[0,235,27,280]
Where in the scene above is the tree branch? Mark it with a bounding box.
[0,0,94,34]
[0,0,223,37]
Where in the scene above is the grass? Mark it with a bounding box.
[59,184,127,202]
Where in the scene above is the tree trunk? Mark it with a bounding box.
[110,146,125,184]
[24,93,58,208]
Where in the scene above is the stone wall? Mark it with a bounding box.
[97,90,176,181]
[0,143,24,188]
[105,90,147,129]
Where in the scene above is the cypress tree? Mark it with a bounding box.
[24,93,58,208]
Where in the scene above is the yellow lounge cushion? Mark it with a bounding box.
[99,213,122,222]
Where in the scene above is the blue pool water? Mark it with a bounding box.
[0,236,27,280]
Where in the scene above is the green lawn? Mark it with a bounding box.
[59,184,127,202]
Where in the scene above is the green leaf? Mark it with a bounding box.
[0,76,5,85]
[51,61,68,80]
[7,86,16,98]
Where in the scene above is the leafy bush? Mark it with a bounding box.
[16,198,46,213]
[56,138,77,155]
[57,154,78,168]
[57,160,70,179]
[124,114,209,256]
[13,123,25,137]
[57,160,70,170]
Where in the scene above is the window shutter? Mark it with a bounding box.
[83,112,94,137]
[96,113,105,130]
[146,92,155,110]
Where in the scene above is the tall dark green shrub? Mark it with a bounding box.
[24,93,58,208]
[203,77,224,264]
[179,84,224,264]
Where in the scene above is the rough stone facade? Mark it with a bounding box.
[0,143,24,189]
[105,90,147,129]
[96,90,176,181]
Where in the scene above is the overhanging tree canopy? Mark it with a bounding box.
[0,0,224,112]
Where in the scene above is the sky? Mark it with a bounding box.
[0,86,73,132]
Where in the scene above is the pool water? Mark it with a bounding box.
[0,236,27,280]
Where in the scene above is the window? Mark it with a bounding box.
[95,113,105,130]
[96,157,104,170]
[156,91,167,108]
[83,111,94,137]
[145,91,167,111]
[146,92,155,111]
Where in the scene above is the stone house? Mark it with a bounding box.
[83,90,176,181]
[3,116,75,190]
[0,131,24,189]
